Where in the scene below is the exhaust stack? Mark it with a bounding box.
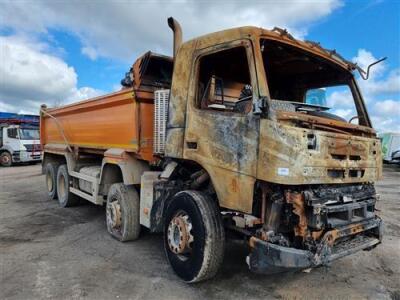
[168,17,182,59]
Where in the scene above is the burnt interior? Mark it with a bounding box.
[139,53,173,89]
[197,46,252,112]
[121,52,173,91]
[261,39,352,102]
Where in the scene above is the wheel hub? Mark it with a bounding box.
[108,201,122,228]
[167,212,194,255]
[1,155,9,164]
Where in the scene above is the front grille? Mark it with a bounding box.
[325,198,375,227]
[24,144,42,152]
[304,183,377,230]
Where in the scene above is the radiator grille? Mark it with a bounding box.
[153,89,170,154]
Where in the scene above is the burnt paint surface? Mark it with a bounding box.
[184,108,259,213]
[165,27,381,214]
[258,119,382,185]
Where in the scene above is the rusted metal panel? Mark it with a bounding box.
[183,106,259,213]
[257,119,382,185]
[164,41,197,159]
[285,191,307,239]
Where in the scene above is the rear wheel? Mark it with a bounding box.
[106,183,140,242]
[56,164,79,207]
[0,152,12,167]
[45,162,59,200]
[164,190,225,283]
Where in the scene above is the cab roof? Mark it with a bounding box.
[182,26,355,72]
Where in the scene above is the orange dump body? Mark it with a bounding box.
[40,52,173,162]
[40,88,155,161]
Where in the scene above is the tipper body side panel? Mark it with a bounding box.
[40,88,154,161]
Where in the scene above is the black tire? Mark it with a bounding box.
[56,164,79,207]
[0,151,12,167]
[106,183,140,242]
[164,190,225,283]
[45,162,59,200]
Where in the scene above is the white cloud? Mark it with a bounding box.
[322,49,400,132]
[0,35,103,114]
[373,99,400,117]
[363,69,400,95]
[0,0,343,62]
[69,86,104,102]
[352,49,385,79]
[371,115,400,133]
[353,49,400,96]
[331,108,354,120]
[327,89,354,108]
[0,0,344,114]
[81,46,98,60]
[351,49,400,132]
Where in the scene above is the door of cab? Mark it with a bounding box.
[183,40,260,213]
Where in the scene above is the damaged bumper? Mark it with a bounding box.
[247,217,383,274]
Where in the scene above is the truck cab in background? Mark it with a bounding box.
[0,113,41,167]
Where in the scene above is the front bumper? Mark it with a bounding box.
[247,217,383,274]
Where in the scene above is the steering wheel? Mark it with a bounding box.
[348,116,359,124]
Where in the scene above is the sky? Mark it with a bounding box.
[0,0,399,132]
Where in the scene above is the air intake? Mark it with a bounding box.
[153,89,170,154]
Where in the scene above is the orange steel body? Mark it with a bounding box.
[40,88,155,162]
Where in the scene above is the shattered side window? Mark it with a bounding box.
[197,47,252,114]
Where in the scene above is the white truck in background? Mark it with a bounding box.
[0,112,41,167]
[379,132,400,163]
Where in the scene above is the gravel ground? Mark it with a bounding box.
[0,164,399,300]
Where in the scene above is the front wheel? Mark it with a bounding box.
[164,190,225,283]
[0,152,12,167]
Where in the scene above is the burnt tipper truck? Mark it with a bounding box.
[41,18,383,282]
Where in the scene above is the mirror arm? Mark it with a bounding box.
[356,57,387,80]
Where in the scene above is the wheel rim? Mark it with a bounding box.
[58,174,66,198]
[167,211,194,260]
[107,200,122,229]
[46,171,53,192]
[107,192,123,234]
[1,154,10,165]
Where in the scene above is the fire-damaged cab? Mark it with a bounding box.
[165,25,383,275]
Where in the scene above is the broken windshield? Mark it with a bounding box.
[260,39,361,124]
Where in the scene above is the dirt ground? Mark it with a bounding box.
[0,164,399,300]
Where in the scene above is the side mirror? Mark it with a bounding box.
[253,96,268,115]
